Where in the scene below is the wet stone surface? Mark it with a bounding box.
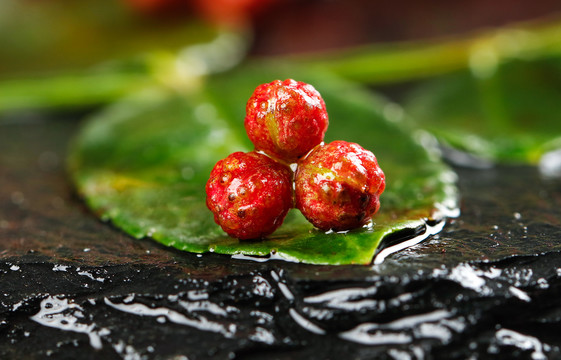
[2,112,561,359]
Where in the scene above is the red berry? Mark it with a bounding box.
[295,141,385,231]
[245,79,329,164]
[206,151,293,240]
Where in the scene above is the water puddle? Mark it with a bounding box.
[30,296,110,350]
[373,221,446,265]
[288,308,326,335]
[104,296,237,338]
[491,329,550,360]
[339,309,457,345]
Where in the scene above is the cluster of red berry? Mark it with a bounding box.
[206,79,385,240]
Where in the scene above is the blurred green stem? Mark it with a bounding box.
[0,27,252,115]
[293,16,561,84]
[0,72,153,113]
[1,16,560,113]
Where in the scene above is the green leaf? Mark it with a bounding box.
[68,63,458,265]
[405,57,561,164]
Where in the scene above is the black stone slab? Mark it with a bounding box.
[2,111,561,359]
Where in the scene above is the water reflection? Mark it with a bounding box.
[104,297,238,338]
[31,296,110,350]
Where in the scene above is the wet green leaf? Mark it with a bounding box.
[68,63,458,265]
[405,58,561,164]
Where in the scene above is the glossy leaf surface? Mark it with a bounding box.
[405,58,561,164]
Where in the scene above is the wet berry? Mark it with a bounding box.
[295,141,385,231]
[245,79,328,164]
[206,151,293,240]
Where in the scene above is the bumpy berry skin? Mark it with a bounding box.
[245,79,328,164]
[206,151,293,240]
[295,141,385,231]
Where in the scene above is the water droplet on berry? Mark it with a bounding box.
[220,174,230,184]
[237,209,246,218]
[228,193,236,201]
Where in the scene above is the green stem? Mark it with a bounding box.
[0,72,153,113]
[1,17,560,113]
[292,17,561,84]
[0,28,252,115]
